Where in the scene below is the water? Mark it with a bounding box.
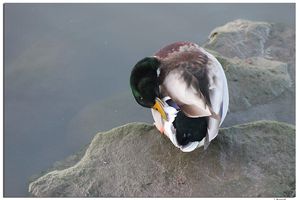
[4,3,295,196]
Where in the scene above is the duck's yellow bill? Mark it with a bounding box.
[152,98,168,121]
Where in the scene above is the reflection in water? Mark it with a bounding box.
[4,4,295,196]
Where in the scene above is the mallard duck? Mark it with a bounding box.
[130,41,229,151]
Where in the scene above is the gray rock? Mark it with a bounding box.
[29,121,295,197]
[204,19,295,63]
[210,52,292,112]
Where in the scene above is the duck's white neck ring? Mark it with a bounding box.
[156,68,161,77]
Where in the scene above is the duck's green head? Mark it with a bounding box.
[130,57,167,120]
[130,57,160,107]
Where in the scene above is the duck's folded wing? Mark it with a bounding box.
[201,47,229,142]
[161,70,212,118]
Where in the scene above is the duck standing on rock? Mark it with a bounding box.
[130,42,229,152]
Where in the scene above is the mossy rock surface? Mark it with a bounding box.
[29,121,295,197]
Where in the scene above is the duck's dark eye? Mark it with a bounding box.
[139,96,143,101]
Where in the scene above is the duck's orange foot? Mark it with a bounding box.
[154,122,164,134]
